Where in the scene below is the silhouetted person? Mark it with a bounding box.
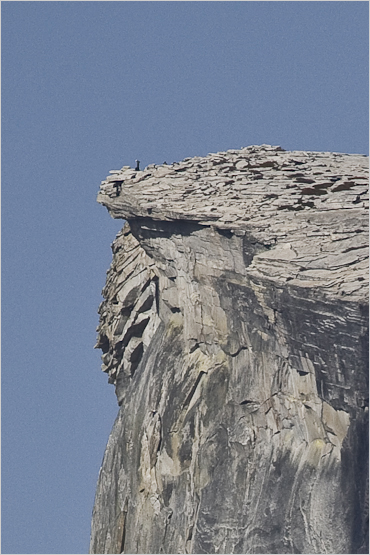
[135,160,140,171]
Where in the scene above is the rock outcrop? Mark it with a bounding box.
[90,146,369,554]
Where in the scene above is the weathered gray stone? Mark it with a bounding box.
[91,146,368,554]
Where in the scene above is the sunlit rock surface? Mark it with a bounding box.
[90,146,368,554]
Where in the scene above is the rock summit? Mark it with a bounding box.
[91,145,368,554]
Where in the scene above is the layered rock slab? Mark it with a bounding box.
[90,146,368,554]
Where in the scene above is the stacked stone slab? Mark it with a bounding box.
[91,146,368,554]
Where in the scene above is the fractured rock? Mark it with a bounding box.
[90,146,368,554]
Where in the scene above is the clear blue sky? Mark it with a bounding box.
[2,2,368,553]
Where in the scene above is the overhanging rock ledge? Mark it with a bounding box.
[90,145,368,554]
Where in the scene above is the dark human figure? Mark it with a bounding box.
[135,160,140,171]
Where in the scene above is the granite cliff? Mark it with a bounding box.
[90,145,369,554]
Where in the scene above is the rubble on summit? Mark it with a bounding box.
[98,145,368,301]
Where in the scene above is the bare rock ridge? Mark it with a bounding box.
[90,146,369,554]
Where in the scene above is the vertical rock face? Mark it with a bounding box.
[90,146,368,554]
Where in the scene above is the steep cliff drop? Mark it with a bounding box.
[90,146,369,554]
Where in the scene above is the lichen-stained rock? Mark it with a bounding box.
[90,146,368,554]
